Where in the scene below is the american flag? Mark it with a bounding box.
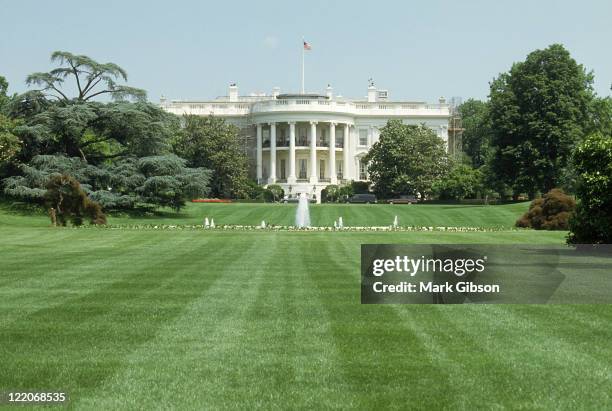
[303,40,312,50]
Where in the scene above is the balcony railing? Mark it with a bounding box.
[164,99,450,117]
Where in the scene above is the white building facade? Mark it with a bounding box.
[161,84,451,202]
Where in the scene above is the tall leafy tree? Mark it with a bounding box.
[363,121,451,200]
[489,44,595,197]
[458,99,492,168]
[26,51,146,102]
[0,75,10,113]
[174,115,249,198]
[0,115,21,165]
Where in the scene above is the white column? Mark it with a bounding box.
[288,122,296,183]
[329,122,337,184]
[269,122,276,184]
[343,123,350,181]
[256,124,262,182]
[309,121,317,183]
[368,125,373,147]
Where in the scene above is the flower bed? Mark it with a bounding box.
[72,224,517,232]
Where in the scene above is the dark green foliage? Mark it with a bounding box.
[458,99,492,168]
[235,180,266,200]
[321,185,340,203]
[3,154,211,212]
[0,115,21,164]
[44,174,106,226]
[350,181,370,194]
[568,133,612,244]
[516,188,575,230]
[265,184,284,202]
[11,101,175,164]
[338,185,354,202]
[364,121,451,200]
[489,44,595,197]
[0,75,10,113]
[433,164,483,200]
[174,115,249,198]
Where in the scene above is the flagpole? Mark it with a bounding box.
[301,37,305,94]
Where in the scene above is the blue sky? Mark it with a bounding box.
[0,0,610,103]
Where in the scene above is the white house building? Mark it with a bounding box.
[161,83,451,202]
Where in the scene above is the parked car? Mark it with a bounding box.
[387,195,417,204]
[347,193,377,204]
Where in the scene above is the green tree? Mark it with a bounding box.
[3,154,211,212]
[174,115,249,198]
[567,133,612,244]
[12,101,176,164]
[432,163,483,200]
[489,44,595,198]
[458,99,492,168]
[0,115,21,164]
[363,121,451,200]
[0,75,10,113]
[26,51,146,102]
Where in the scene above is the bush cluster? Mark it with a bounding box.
[516,188,575,230]
[45,174,106,226]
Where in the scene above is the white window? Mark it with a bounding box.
[337,160,343,180]
[319,159,326,179]
[359,129,368,146]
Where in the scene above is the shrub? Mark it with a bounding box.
[516,188,575,230]
[338,185,354,202]
[321,185,339,203]
[568,133,612,244]
[44,174,106,226]
[266,184,284,202]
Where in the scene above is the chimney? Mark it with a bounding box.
[272,86,280,98]
[229,83,238,101]
[326,84,333,99]
[439,96,447,105]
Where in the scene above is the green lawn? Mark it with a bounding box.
[1,204,611,409]
[0,201,534,228]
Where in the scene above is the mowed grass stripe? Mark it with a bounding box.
[436,305,612,409]
[0,231,229,394]
[73,233,277,409]
[0,230,191,327]
[305,235,456,409]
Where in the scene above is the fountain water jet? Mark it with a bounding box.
[295,193,311,228]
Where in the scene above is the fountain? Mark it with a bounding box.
[338,216,344,229]
[210,218,215,228]
[393,215,399,228]
[260,220,266,229]
[204,217,210,228]
[295,193,311,228]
